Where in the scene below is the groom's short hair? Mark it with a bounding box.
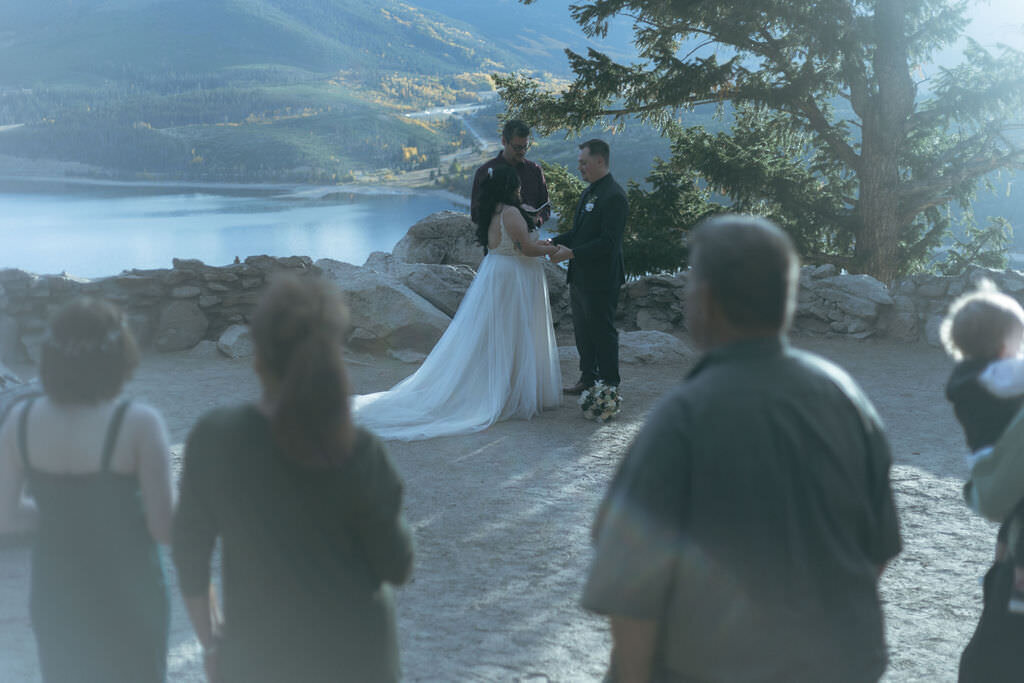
[690,215,799,332]
[579,139,610,164]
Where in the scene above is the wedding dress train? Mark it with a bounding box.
[351,214,562,441]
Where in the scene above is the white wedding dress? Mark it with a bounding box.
[351,210,562,440]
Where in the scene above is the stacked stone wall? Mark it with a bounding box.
[617,263,1024,347]
[0,256,317,362]
[5,210,1024,364]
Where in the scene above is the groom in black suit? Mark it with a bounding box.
[550,139,629,395]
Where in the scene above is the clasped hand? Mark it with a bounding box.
[540,239,572,264]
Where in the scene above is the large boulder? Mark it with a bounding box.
[391,211,483,269]
[363,251,476,318]
[316,259,451,353]
[815,274,894,320]
[401,265,476,318]
[217,324,253,359]
[374,248,571,326]
[154,300,209,352]
[635,309,674,332]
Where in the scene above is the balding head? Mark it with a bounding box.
[688,215,799,339]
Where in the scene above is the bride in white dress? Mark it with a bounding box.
[351,165,565,440]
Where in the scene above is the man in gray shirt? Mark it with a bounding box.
[582,215,902,683]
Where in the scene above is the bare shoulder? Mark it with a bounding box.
[502,204,528,229]
[124,401,169,437]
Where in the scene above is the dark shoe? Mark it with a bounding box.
[563,381,594,396]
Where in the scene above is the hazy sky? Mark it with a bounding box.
[963,0,1024,50]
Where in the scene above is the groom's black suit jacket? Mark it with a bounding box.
[552,173,628,290]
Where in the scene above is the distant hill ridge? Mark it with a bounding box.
[0,0,644,183]
[0,0,529,85]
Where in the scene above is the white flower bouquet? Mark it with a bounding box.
[579,381,622,422]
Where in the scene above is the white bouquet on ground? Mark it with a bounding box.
[579,381,622,422]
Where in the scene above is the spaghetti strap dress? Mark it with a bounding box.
[18,397,169,683]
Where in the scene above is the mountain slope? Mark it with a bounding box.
[0,0,647,182]
[411,0,638,65]
[0,0,549,180]
[0,0,541,86]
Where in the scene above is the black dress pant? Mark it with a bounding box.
[570,284,620,386]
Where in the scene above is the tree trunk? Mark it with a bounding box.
[858,136,904,283]
[854,0,916,284]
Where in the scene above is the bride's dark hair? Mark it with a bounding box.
[474,165,534,247]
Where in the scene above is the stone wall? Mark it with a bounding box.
[617,262,1024,347]
[4,209,1024,364]
[0,256,317,363]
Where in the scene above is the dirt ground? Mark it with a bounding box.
[0,334,1000,682]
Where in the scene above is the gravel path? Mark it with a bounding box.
[0,336,1000,681]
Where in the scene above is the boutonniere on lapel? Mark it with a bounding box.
[585,196,597,212]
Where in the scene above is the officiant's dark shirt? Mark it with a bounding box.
[582,336,902,683]
[470,151,550,224]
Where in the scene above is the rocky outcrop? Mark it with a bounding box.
[316,259,451,353]
[794,267,895,336]
[363,251,476,318]
[391,211,483,269]
[385,218,572,328]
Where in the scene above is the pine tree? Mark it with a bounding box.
[499,0,1024,281]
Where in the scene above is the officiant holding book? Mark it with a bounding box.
[471,119,551,227]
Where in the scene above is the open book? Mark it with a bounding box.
[521,201,550,214]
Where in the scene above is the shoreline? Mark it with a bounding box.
[0,172,471,205]
[0,153,477,203]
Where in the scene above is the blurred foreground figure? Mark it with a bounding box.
[0,298,173,683]
[582,215,902,683]
[172,274,413,683]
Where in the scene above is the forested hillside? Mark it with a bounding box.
[0,0,574,181]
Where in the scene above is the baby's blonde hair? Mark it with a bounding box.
[940,279,1024,361]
